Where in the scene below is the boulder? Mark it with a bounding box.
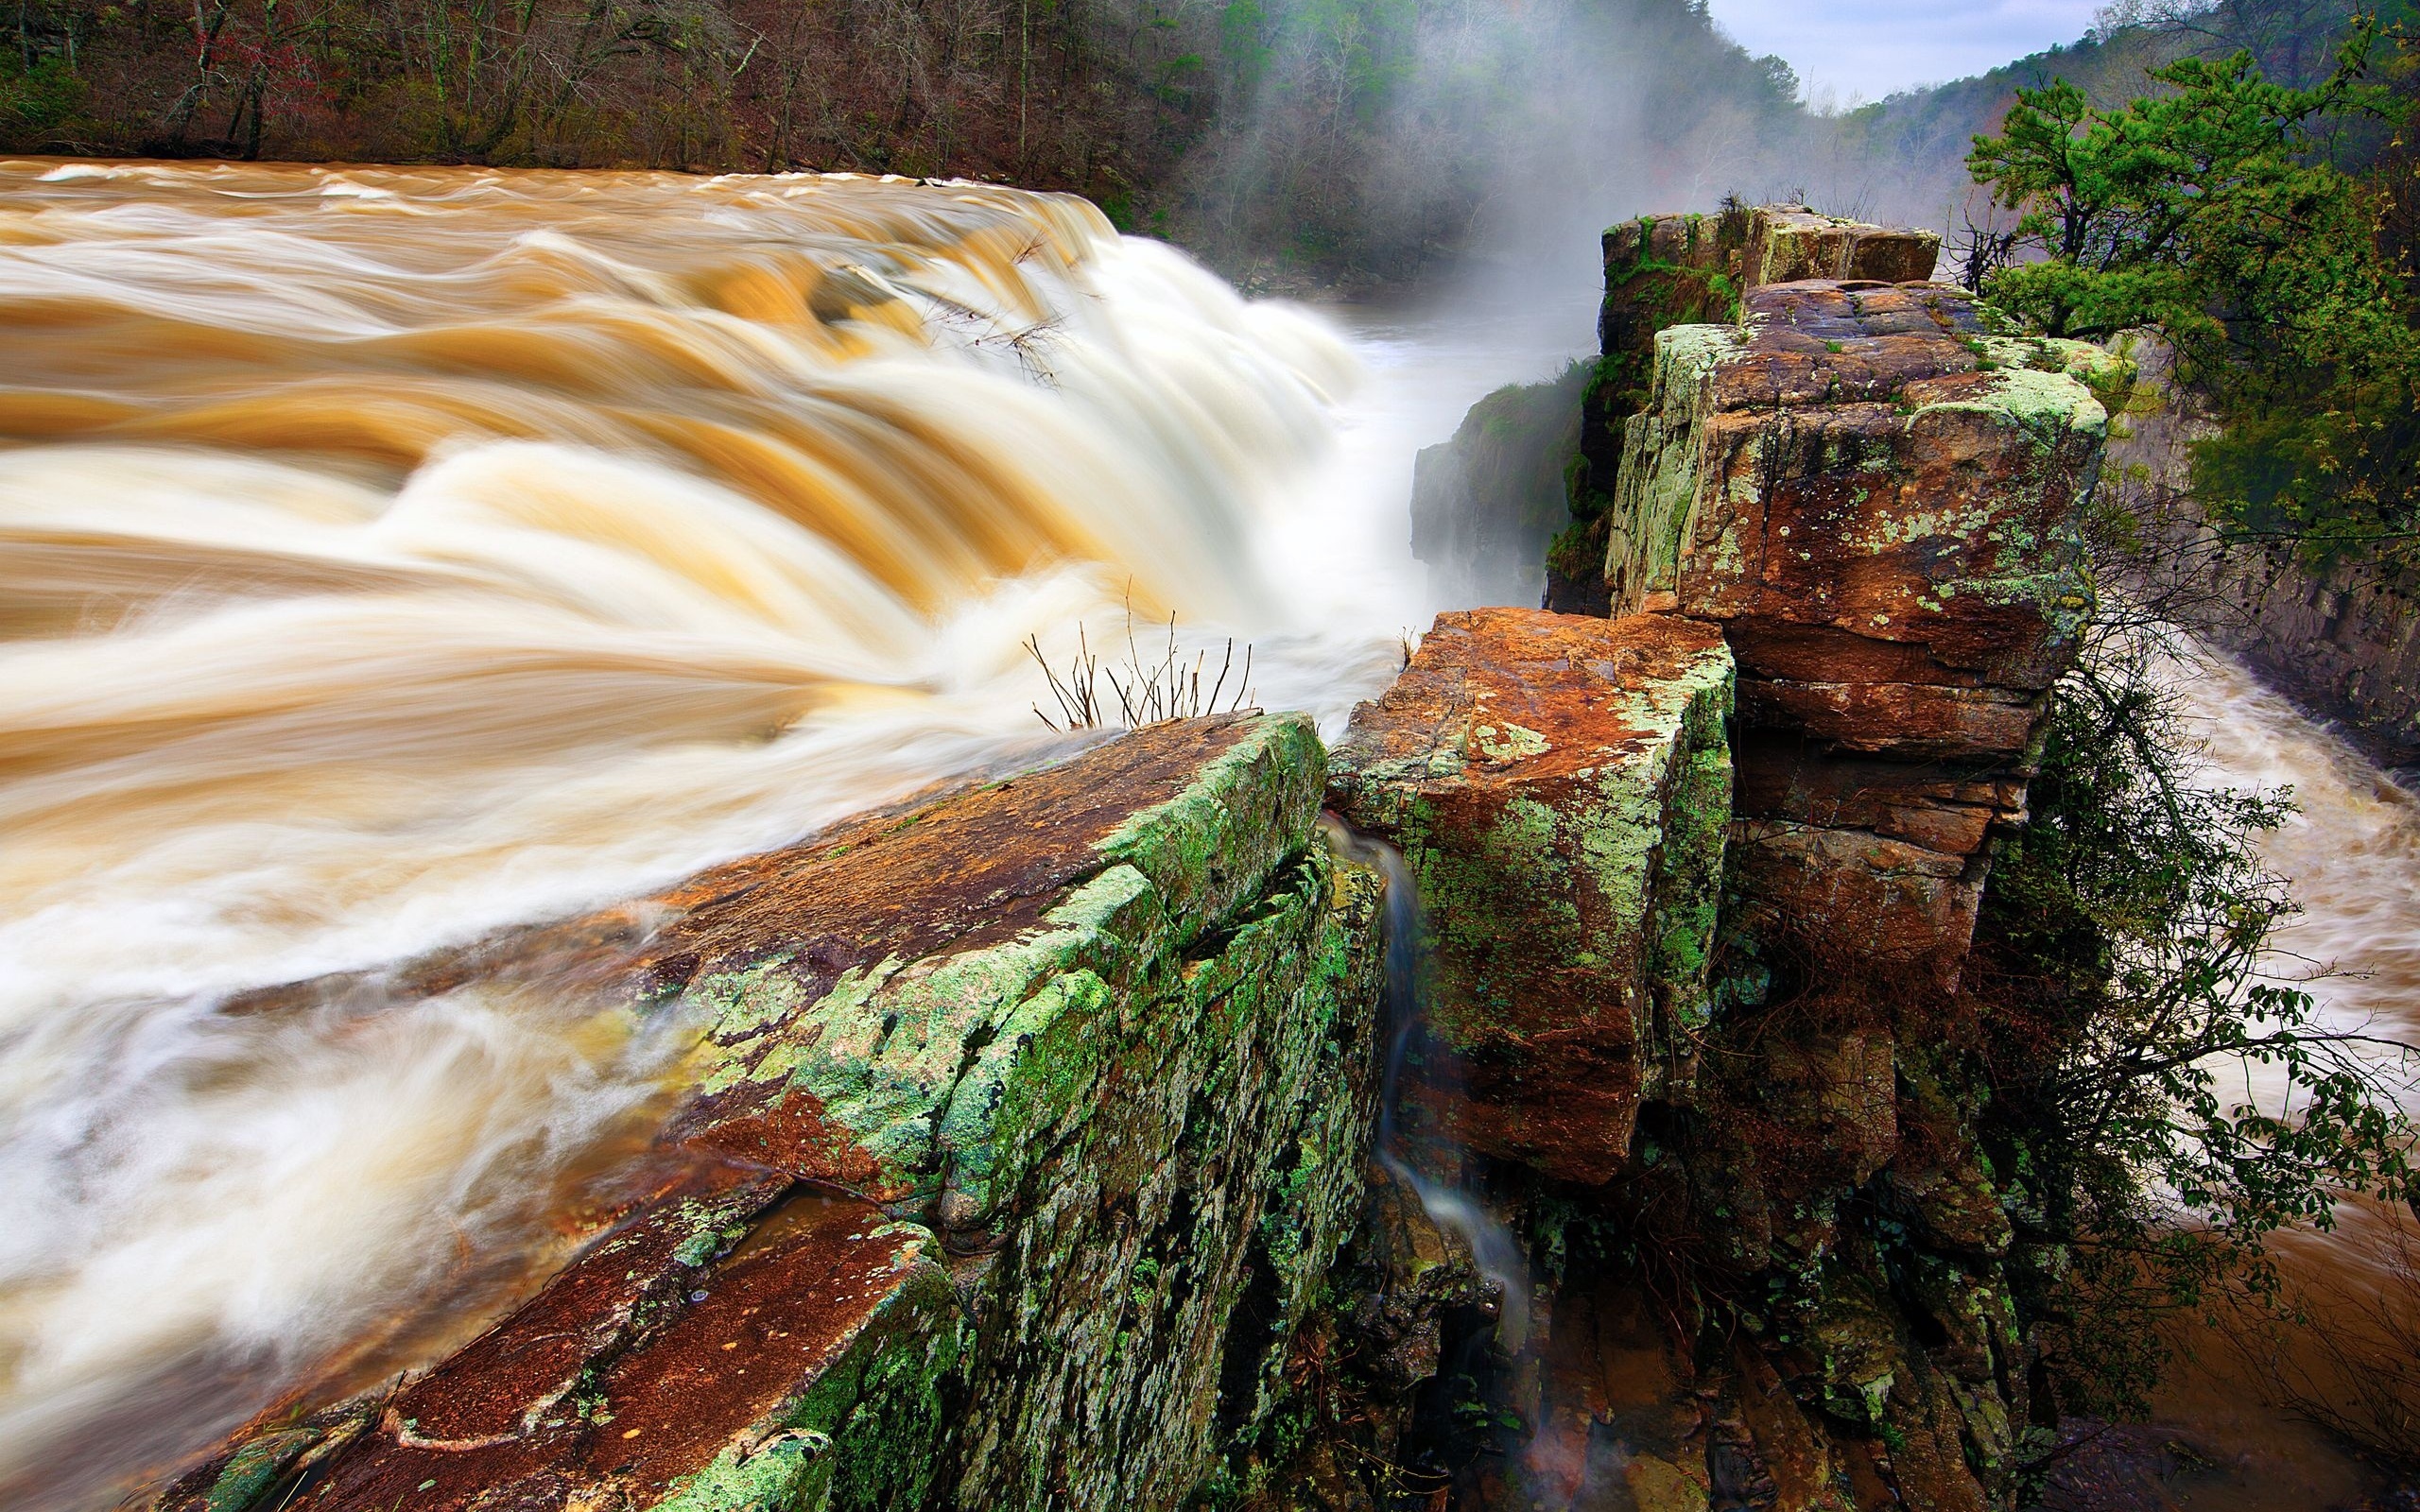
[1326,608,1734,1182]
[1742,207,1941,288]
[155,713,1386,1512]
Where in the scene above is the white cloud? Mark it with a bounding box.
[1703,0,2108,104]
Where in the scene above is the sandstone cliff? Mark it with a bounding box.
[1328,252,2111,1511]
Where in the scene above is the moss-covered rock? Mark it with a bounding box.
[1741,207,1941,288]
[1547,205,1942,614]
[152,714,1386,1512]
[1607,278,2109,986]
[1326,608,1734,1182]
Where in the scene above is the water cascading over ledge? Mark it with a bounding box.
[155,714,1388,1511]
[0,161,1405,1511]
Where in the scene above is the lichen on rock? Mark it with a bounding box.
[153,713,1387,1512]
[1326,608,1735,1182]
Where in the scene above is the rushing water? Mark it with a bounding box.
[0,160,1599,1508]
[2144,654,2420,1503]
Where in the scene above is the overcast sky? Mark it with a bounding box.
[1703,0,2109,104]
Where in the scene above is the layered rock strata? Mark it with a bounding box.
[1327,609,1734,1182]
[1318,271,2112,1511]
[1610,279,2114,983]
[1741,207,1943,290]
[1547,206,1943,613]
[1502,283,2112,1507]
[155,714,1386,1512]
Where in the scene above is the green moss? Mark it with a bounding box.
[1644,664,1736,1039]
[200,1430,320,1512]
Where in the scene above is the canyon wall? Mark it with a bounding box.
[2109,338,2420,770]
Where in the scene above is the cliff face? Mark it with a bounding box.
[1330,255,2110,1511]
[1401,204,1946,617]
[1328,609,1735,1181]
[1409,365,1592,607]
[157,715,1387,1512]
[2110,337,2420,769]
[1611,280,2113,988]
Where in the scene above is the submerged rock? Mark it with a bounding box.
[155,713,1386,1512]
[1326,608,1733,1182]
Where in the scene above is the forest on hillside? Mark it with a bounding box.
[0,0,2390,280]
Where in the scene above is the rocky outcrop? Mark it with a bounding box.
[153,232,2111,1512]
[1545,206,1944,614]
[1313,273,2110,1511]
[1407,205,1945,616]
[1611,279,2114,983]
[1741,208,1943,290]
[155,714,1386,1512]
[1327,608,1734,1181]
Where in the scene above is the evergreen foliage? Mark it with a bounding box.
[1970,11,2420,549]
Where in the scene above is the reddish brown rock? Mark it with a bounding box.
[1555,207,1949,615]
[1608,278,2115,981]
[1326,608,1733,1182]
[150,714,1387,1512]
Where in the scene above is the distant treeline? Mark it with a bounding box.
[0,0,1804,277]
[0,0,2386,280]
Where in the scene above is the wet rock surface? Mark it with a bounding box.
[1327,608,1734,1182]
[149,220,2113,1512]
[154,713,1387,1512]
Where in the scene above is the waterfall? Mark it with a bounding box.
[0,160,1438,1508]
[1322,817,1532,1349]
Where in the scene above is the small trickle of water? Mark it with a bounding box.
[1322,816,1531,1349]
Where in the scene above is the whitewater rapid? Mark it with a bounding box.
[0,160,1589,1507]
